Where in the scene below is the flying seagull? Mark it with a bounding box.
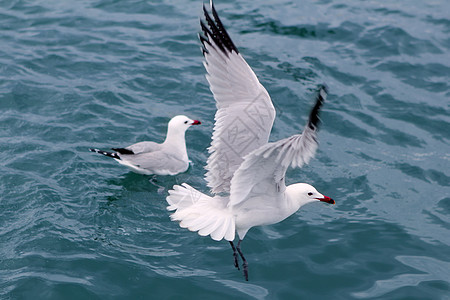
[90,115,201,176]
[166,1,334,281]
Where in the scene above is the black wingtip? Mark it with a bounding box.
[200,0,239,56]
[210,1,239,54]
[198,32,210,56]
[89,148,121,159]
[319,83,328,95]
[308,84,328,130]
[112,148,134,155]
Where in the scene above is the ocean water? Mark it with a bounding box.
[0,0,449,299]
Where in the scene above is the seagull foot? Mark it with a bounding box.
[149,175,158,184]
[242,261,248,281]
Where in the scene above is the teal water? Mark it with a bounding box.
[1,0,449,299]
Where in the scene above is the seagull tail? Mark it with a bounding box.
[89,148,120,160]
[167,183,235,241]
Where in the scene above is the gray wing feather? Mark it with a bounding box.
[126,141,161,154]
[229,86,327,207]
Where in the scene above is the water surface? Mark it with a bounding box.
[0,0,449,299]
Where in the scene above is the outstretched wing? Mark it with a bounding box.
[201,1,276,194]
[228,85,328,207]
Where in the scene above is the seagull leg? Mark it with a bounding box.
[229,241,240,270]
[149,175,158,184]
[236,240,248,281]
[149,175,165,194]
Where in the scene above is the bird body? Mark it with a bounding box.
[90,115,201,176]
[168,161,334,242]
[166,1,334,281]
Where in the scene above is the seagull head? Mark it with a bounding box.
[287,183,335,207]
[168,115,202,132]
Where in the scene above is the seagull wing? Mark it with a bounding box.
[124,141,161,154]
[201,1,276,194]
[228,86,328,207]
[121,150,187,175]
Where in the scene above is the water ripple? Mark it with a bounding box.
[353,256,450,298]
[1,0,449,298]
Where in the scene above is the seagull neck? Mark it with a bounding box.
[285,189,302,213]
[285,184,312,211]
[163,127,188,156]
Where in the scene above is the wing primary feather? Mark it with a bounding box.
[202,2,239,56]
[200,20,215,47]
[210,1,239,54]
[111,148,134,155]
[202,5,227,54]
[198,32,211,55]
[308,84,328,130]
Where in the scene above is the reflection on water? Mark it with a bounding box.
[217,279,269,300]
[353,256,450,298]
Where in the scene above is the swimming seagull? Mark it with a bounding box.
[89,115,201,176]
[166,1,334,281]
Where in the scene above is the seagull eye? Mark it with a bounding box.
[308,192,313,196]
[184,121,188,124]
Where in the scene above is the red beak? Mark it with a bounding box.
[316,195,335,205]
[191,120,201,125]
